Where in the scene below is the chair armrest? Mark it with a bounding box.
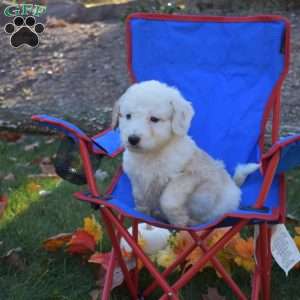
[32,115,120,157]
[32,114,90,142]
[92,128,124,157]
[262,134,300,174]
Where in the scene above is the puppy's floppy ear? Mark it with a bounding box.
[111,99,120,129]
[171,92,194,136]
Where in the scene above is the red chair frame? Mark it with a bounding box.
[76,15,290,300]
[32,14,292,300]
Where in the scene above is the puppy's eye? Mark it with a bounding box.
[150,116,160,123]
[126,114,131,120]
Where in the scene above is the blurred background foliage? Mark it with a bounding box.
[6,0,300,12]
[129,0,300,13]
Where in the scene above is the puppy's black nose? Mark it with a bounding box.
[128,135,140,146]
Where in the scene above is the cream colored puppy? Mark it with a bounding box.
[112,80,259,226]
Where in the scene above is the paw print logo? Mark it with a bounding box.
[4,16,45,48]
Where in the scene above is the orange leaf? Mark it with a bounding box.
[186,248,203,268]
[67,229,96,255]
[233,237,254,259]
[43,233,72,252]
[172,231,194,254]
[0,196,8,218]
[184,247,218,273]
[26,182,42,193]
[46,17,69,28]
[294,236,300,249]
[294,262,300,270]
[207,228,240,250]
[19,67,37,80]
[0,131,23,142]
[295,227,300,235]
[89,252,112,270]
[232,237,255,272]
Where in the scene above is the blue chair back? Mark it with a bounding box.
[127,14,289,174]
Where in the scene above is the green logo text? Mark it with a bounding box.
[4,4,47,17]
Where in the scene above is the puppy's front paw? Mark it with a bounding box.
[136,205,150,215]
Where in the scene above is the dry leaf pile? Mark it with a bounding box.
[42,214,300,299]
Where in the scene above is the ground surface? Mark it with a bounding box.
[0,9,299,135]
[0,135,300,300]
[0,19,128,134]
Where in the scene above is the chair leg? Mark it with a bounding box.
[188,231,247,300]
[105,209,180,300]
[260,223,272,300]
[143,230,211,298]
[101,211,138,300]
[251,268,261,300]
[132,220,140,296]
[251,224,262,300]
[101,249,117,300]
[159,221,248,300]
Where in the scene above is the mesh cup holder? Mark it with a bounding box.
[53,136,103,185]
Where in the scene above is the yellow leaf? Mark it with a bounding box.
[215,251,232,277]
[170,231,193,254]
[156,247,177,268]
[26,182,41,193]
[83,215,103,243]
[234,256,242,266]
[234,256,255,272]
[295,227,300,235]
[138,235,147,250]
[294,236,300,249]
[243,259,255,272]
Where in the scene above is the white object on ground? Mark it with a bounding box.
[95,169,109,180]
[271,224,300,276]
[120,223,171,256]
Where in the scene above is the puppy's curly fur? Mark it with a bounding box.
[112,80,259,226]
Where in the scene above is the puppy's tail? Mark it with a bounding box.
[233,163,260,186]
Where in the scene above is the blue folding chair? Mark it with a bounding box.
[32,13,300,300]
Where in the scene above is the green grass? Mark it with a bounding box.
[0,135,119,300]
[1,134,300,300]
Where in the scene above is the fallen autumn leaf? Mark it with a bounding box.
[67,229,96,255]
[0,196,8,217]
[1,247,26,271]
[43,233,73,252]
[24,142,40,151]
